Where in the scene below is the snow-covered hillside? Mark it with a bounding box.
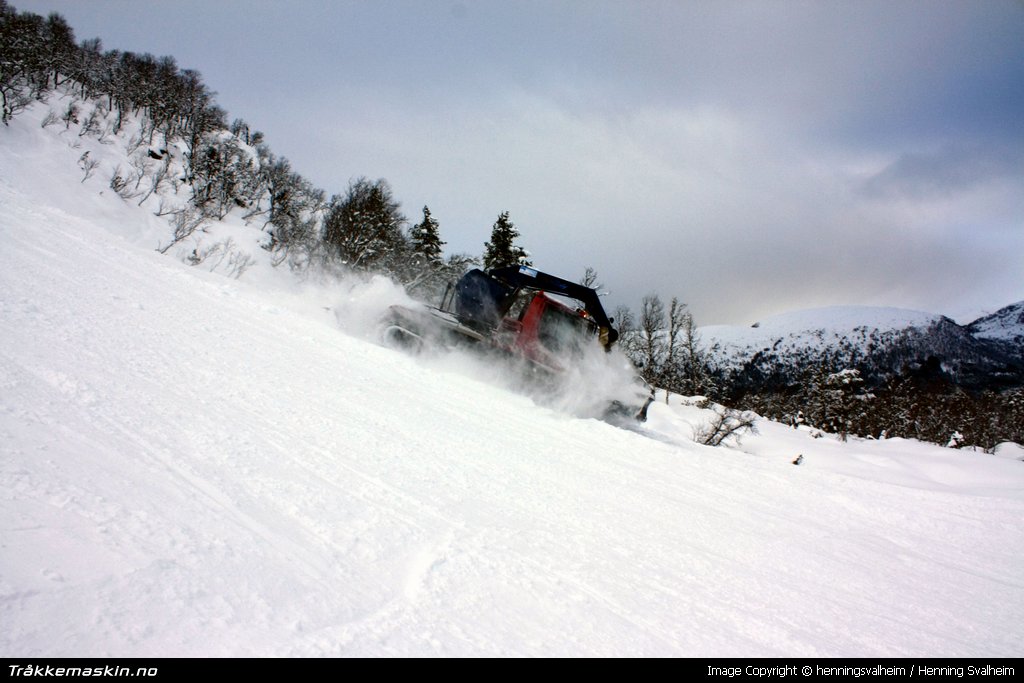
[2,99,1023,657]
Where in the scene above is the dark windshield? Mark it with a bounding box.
[537,304,597,356]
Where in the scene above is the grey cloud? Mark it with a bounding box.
[860,144,1024,200]
[12,0,1024,324]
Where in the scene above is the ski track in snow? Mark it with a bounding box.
[2,104,1023,657]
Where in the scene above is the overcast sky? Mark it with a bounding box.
[15,0,1024,325]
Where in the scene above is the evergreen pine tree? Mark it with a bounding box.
[409,206,444,267]
[483,211,531,270]
[403,205,451,299]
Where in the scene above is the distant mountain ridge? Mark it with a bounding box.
[701,302,1024,391]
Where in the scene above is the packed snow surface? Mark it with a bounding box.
[2,101,1023,657]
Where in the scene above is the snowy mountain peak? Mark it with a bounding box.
[968,300,1024,346]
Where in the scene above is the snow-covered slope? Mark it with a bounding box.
[3,100,1024,657]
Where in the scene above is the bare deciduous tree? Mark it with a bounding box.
[662,297,688,402]
[156,206,205,254]
[695,405,758,447]
[322,177,408,274]
[137,156,171,206]
[77,150,98,182]
[637,294,665,386]
[579,266,603,290]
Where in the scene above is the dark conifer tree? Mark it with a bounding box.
[482,211,530,270]
[400,205,450,298]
